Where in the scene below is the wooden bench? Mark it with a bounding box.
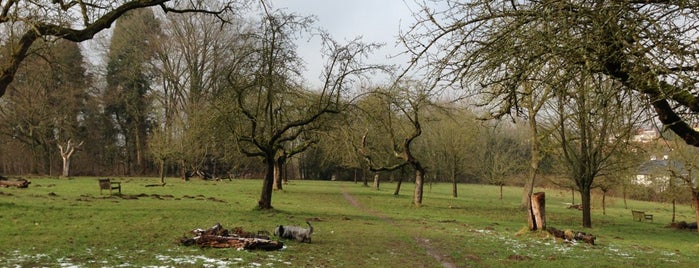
[632,210,653,222]
[98,178,121,195]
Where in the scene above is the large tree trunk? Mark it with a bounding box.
[581,186,592,228]
[521,109,540,208]
[61,157,71,177]
[258,157,276,209]
[528,192,546,231]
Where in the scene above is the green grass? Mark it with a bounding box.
[1,177,698,267]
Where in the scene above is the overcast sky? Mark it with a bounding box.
[270,0,419,87]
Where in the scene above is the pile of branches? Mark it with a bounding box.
[547,226,596,245]
[180,223,284,251]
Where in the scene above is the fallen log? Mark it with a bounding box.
[547,226,596,245]
[180,223,283,251]
[667,221,698,230]
[0,178,30,188]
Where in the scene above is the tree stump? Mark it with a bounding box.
[529,192,546,231]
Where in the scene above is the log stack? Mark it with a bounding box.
[180,223,284,251]
[0,177,30,188]
[547,226,596,245]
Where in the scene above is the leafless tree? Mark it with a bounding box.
[0,0,239,99]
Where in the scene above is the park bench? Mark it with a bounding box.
[632,210,653,222]
[98,178,121,195]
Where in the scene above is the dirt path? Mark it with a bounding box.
[341,188,458,268]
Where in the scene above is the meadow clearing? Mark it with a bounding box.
[1,177,698,267]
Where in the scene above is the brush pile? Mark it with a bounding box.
[179,223,284,251]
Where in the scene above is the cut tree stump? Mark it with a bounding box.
[528,192,546,231]
[180,223,284,251]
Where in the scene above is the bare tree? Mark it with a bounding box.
[478,122,528,200]
[665,134,699,233]
[58,140,83,177]
[215,6,381,209]
[150,0,244,181]
[359,80,438,207]
[401,0,699,150]
[544,74,642,228]
[0,0,237,99]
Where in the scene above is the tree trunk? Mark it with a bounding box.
[672,199,676,223]
[393,175,403,195]
[273,157,283,191]
[373,174,380,190]
[602,191,607,216]
[521,110,540,208]
[180,159,187,181]
[413,168,425,206]
[451,173,458,198]
[500,184,504,200]
[258,157,276,209]
[362,169,369,187]
[581,187,592,228]
[692,191,699,234]
[623,184,628,209]
[528,192,546,231]
[159,158,166,185]
[58,140,81,178]
[61,157,70,177]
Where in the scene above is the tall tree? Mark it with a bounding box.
[216,7,381,209]
[0,0,237,99]
[478,122,528,200]
[665,134,699,233]
[0,39,88,175]
[401,0,699,150]
[417,105,479,197]
[545,74,641,227]
[359,80,437,207]
[104,8,161,175]
[150,0,244,180]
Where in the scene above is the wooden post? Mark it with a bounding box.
[529,192,546,231]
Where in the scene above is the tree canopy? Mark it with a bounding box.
[402,0,699,147]
[0,0,236,98]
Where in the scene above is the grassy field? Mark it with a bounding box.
[1,177,698,267]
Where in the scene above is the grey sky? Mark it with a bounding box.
[270,0,419,87]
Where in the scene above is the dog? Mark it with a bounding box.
[274,221,313,243]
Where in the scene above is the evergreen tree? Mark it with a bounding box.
[104,8,161,175]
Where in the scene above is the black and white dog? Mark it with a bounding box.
[274,221,313,243]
